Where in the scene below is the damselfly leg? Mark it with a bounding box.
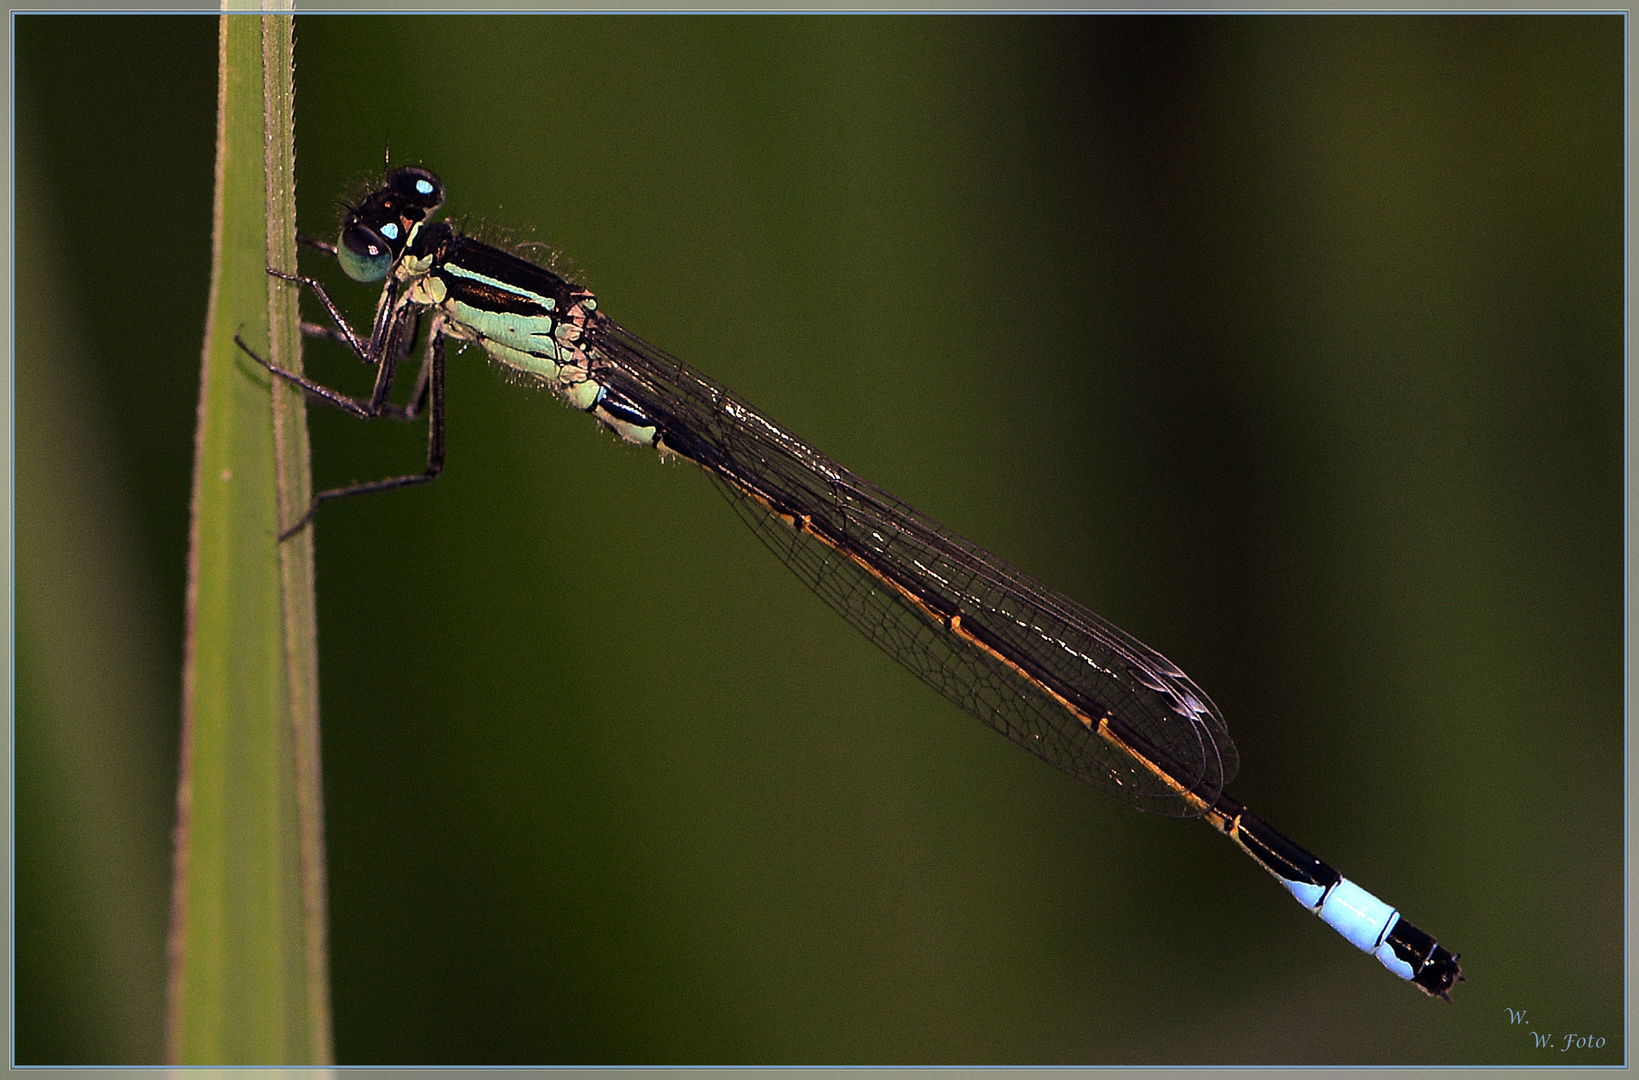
[234,265,446,540]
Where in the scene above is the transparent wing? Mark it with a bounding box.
[588,318,1238,816]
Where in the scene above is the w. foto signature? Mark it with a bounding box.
[1506,1007,1608,1052]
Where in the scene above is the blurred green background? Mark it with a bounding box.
[14,14,1622,1066]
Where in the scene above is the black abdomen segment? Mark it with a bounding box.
[1214,795,1463,1000]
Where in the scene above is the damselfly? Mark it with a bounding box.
[241,164,1463,1001]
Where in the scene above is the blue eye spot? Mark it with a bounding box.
[381,222,400,240]
[416,180,434,195]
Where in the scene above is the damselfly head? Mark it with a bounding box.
[336,167,446,283]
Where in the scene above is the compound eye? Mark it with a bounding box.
[337,223,396,282]
[387,166,444,211]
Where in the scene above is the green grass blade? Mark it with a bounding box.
[262,5,332,1063]
[167,10,331,1065]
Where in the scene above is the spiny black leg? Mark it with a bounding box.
[386,326,433,422]
[367,308,424,419]
[261,259,446,539]
[295,298,420,419]
[235,333,380,419]
[267,268,374,361]
[425,326,446,467]
[278,328,447,541]
[239,267,423,421]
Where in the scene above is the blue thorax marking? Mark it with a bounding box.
[441,261,558,312]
